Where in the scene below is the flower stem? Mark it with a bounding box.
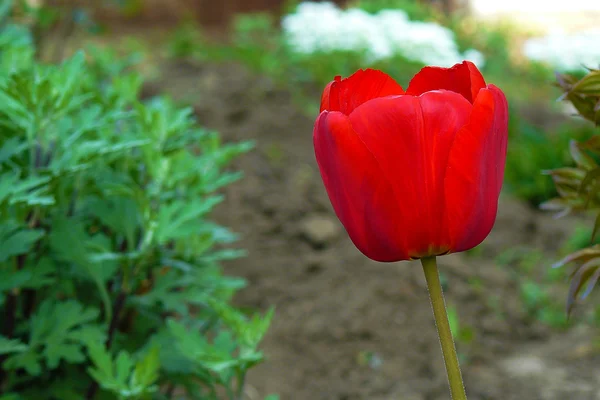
[420,256,467,400]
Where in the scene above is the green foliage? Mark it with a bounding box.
[447,305,475,344]
[496,247,545,275]
[228,13,284,77]
[495,248,569,329]
[504,118,595,205]
[446,304,473,365]
[353,0,440,21]
[561,223,600,255]
[166,23,206,60]
[4,300,105,375]
[87,344,160,398]
[556,68,600,125]
[0,15,272,400]
[519,280,568,328]
[542,68,600,315]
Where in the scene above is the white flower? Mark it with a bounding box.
[282,1,485,68]
[523,29,600,72]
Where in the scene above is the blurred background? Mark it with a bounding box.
[10,0,600,399]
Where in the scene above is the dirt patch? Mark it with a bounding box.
[148,60,600,400]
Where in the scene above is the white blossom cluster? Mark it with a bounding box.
[523,29,600,72]
[281,1,485,68]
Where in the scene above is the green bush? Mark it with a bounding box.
[0,15,273,400]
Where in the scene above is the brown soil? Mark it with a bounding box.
[148,60,600,400]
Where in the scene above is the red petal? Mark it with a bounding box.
[444,85,509,252]
[313,111,409,261]
[406,61,486,104]
[320,69,404,115]
[320,77,340,113]
[348,91,472,258]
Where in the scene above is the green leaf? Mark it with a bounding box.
[566,258,600,315]
[0,221,44,262]
[87,344,160,398]
[208,298,274,348]
[46,376,89,400]
[0,137,27,163]
[200,249,247,263]
[0,91,29,127]
[447,305,460,339]
[0,173,54,207]
[0,174,24,204]
[87,342,114,384]
[0,0,13,20]
[86,195,141,247]
[0,336,28,355]
[148,329,196,375]
[49,217,112,324]
[4,349,41,376]
[99,139,151,155]
[167,319,239,376]
[7,300,106,372]
[115,351,135,385]
[132,264,245,316]
[569,140,596,170]
[0,394,21,400]
[579,167,600,195]
[130,346,160,392]
[552,245,600,269]
[156,196,223,243]
[572,70,600,95]
[592,213,600,243]
[57,51,86,97]
[0,257,55,293]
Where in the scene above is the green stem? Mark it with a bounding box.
[420,256,467,400]
[236,367,246,400]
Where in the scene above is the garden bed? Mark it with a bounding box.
[147,60,600,400]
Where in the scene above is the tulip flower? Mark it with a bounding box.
[315,61,508,262]
[313,61,508,400]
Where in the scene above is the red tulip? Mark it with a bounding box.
[314,61,508,262]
